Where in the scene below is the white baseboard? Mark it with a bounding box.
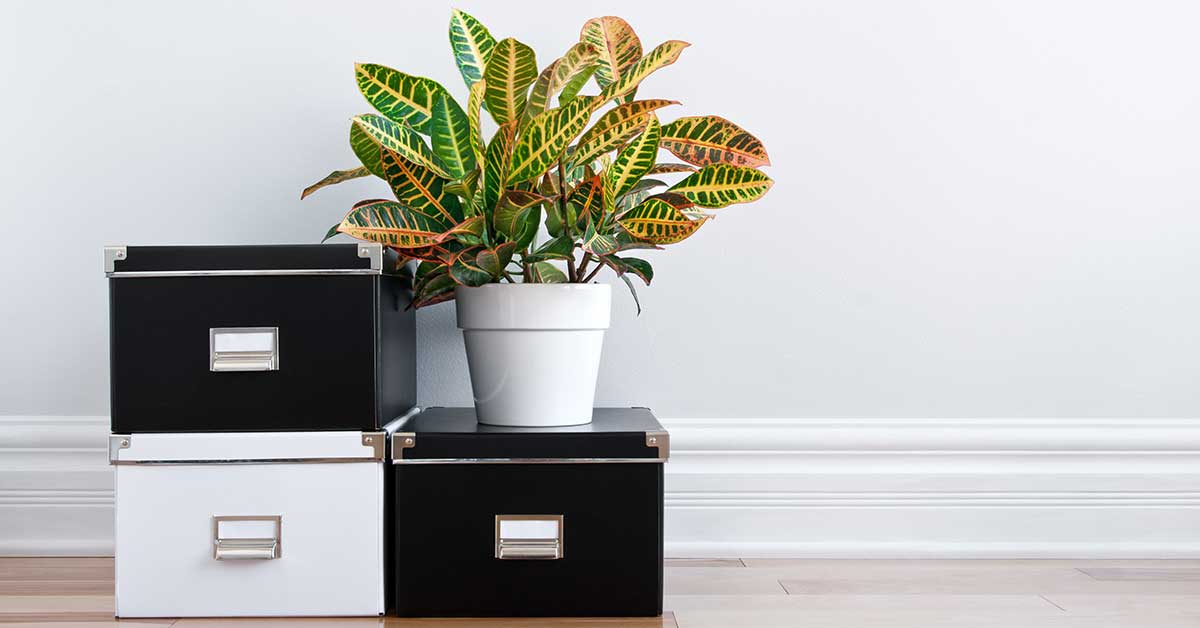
[660,418,1200,558]
[3,416,1200,557]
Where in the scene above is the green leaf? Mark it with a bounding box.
[618,272,642,314]
[467,80,486,166]
[507,97,595,184]
[604,116,660,203]
[449,249,493,286]
[380,149,463,224]
[352,114,451,178]
[412,267,457,308]
[449,9,497,88]
[524,42,600,123]
[481,120,518,213]
[618,196,707,244]
[646,162,696,175]
[301,166,371,200]
[322,223,341,242]
[579,16,642,95]
[669,163,774,208]
[433,215,486,244]
[337,199,449,249]
[559,65,597,103]
[604,254,653,285]
[354,63,446,133]
[615,178,667,214]
[572,99,678,168]
[659,116,771,168]
[493,190,545,250]
[582,219,619,255]
[350,122,386,178]
[483,37,538,126]
[475,242,518,277]
[528,235,575,262]
[429,93,476,179]
[529,261,567,283]
[596,40,690,106]
[566,176,604,229]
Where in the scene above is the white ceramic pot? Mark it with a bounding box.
[455,283,611,427]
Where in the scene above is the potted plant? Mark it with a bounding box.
[303,10,773,426]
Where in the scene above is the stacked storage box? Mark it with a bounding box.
[390,407,668,618]
[104,243,415,618]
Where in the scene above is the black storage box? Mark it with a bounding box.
[104,243,415,433]
[389,407,668,617]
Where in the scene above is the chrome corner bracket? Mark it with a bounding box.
[391,432,416,461]
[108,434,131,464]
[645,430,670,462]
[103,246,127,274]
[361,432,386,459]
[357,243,383,270]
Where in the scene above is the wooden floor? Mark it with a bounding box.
[4,558,1200,627]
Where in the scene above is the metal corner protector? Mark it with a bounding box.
[103,246,127,274]
[108,434,131,464]
[645,430,670,461]
[391,432,416,461]
[361,432,386,460]
[357,243,383,270]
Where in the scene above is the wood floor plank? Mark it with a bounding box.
[664,559,744,568]
[1077,567,1200,581]
[1041,594,1200,616]
[666,593,1061,613]
[665,568,786,595]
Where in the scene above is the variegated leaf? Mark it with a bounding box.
[582,219,619,255]
[481,120,518,212]
[523,63,558,127]
[528,235,575,262]
[354,63,446,133]
[572,99,678,168]
[433,215,486,243]
[646,162,696,175]
[559,65,597,103]
[483,37,538,126]
[669,163,773,208]
[475,241,518,276]
[579,16,642,94]
[604,116,660,202]
[507,97,595,184]
[449,9,496,88]
[567,175,604,228]
[467,80,486,165]
[618,196,707,244]
[603,255,653,285]
[493,190,543,250]
[380,149,463,224]
[523,42,598,124]
[301,166,370,200]
[412,268,457,308]
[352,114,451,178]
[350,122,386,177]
[429,93,476,178]
[659,116,771,168]
[596,40,689,106]
[337,199,448,249]
[615,178,667,214]
[529,261,567,283]
[449,248,492,286]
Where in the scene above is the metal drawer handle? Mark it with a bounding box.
[210,327,279,372]
[495,515,563,560]
[213,515,281,560]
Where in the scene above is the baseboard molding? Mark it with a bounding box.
[660,418,1200,558]
[3,416,1200,557]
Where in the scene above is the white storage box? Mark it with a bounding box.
[109,430,387,617]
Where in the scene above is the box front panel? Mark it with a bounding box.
[394,463,663,617]
[110,275,378,432]
[115,461,384,617]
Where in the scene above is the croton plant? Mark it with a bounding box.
[302,10,773,310]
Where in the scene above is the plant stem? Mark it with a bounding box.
[556,157,576,282]
[576,251,593,280]
[582,261,604,283]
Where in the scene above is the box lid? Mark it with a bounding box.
[104,243,388,276]
[109,430,386,465]
[390,407,668,463]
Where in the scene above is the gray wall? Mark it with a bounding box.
[3,0,1198,418]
